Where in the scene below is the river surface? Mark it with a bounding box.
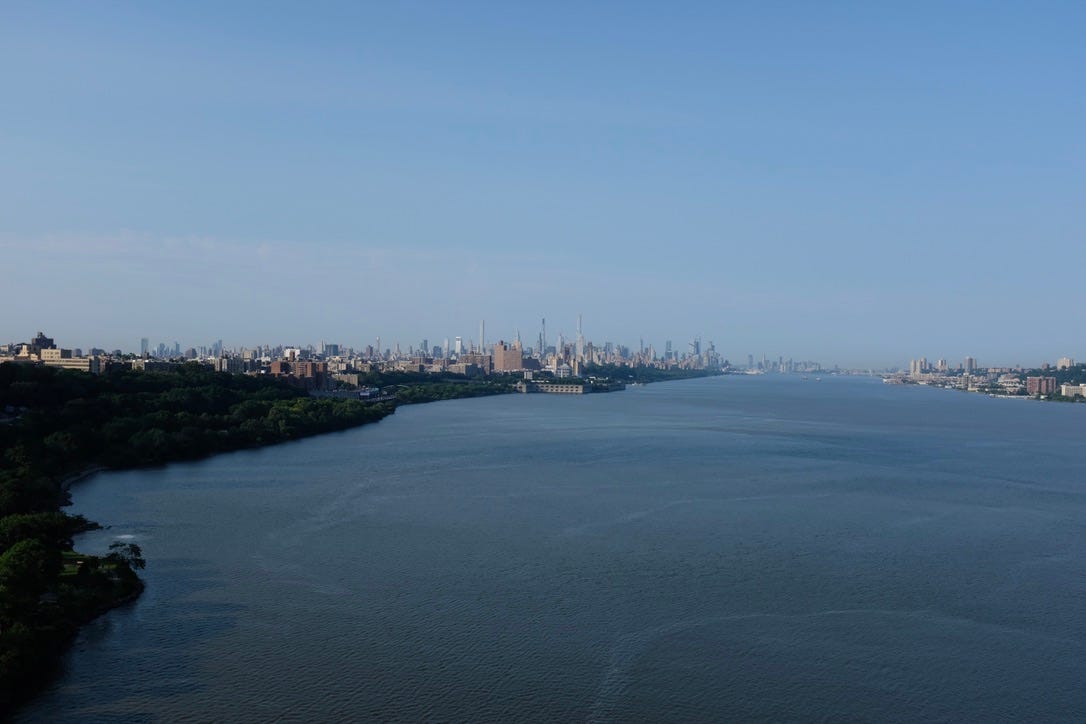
[17,375,1086,722]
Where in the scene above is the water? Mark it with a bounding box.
[17,376,1086,722]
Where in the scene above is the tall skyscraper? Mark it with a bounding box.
[576,314,584,361]
[140,337,149,356]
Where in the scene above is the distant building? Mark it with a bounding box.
[447,362,483,377]
[214,357,246,374]
[1060,384,1085,398]
[515,381,587,394]
[27,332,55,355]
[492,339,523,372]
[130,359,178,372]
[1056,357,1075,370]
[40,347,101,374]
[1026,376,1057,395]
[457,353,492,375]
[1,333,102,374]
[964,356,977,374]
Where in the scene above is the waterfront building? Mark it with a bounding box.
[1026,376,1058,395]
[1060,384,1085,398]
[514,381,587,394]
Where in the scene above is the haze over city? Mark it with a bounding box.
[2,2,1083,367]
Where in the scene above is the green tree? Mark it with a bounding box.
[0,539,61,620]
[106,541,145,571]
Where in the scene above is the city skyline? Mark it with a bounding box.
[7,323,1078,376]
[1,316,1078,373]
[3,3,1083,368]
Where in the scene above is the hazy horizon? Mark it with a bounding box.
[3,3,1083,369]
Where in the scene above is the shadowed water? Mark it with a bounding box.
[17,376,1086,721]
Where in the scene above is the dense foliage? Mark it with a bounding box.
[0,362,394,713]
[393,380,515,404]
[581,363,724,384]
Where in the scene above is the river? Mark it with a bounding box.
[18,375,1086,721]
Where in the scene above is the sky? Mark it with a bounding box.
[2,1,1083,368]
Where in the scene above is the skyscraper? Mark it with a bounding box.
[576,314,584,361]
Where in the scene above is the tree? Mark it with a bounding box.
[106,541,145,570]
[0,539,61,620]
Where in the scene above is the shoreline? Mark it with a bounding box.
[59,465,107,492]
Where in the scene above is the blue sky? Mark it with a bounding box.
[2,2,1083,367]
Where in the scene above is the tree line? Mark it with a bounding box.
[0,362,393,713]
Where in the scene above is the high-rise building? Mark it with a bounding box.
[909,358,929,376]
[576,314,584,361]
[964,356,976,374]
[454,336,463,355]
[140,337,149,356]
[1027,376,1058,395]
[492,339,523,372]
